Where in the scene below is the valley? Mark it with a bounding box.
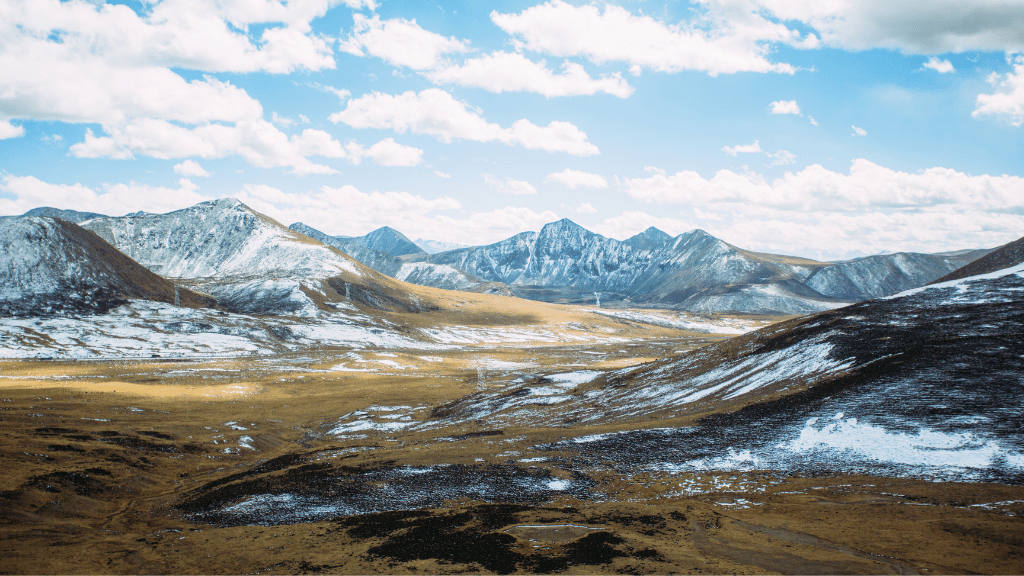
[1,201,1022,574]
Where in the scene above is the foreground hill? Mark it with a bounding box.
[425,260,1024,483]
[0,216,212,315]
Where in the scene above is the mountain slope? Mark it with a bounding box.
[804,249,993,301]
[0,216,212,315]
[932,235,1024,283]
[82,199,432,315]
[426,261,1024,483]
[289,222,508,294]
[359,226,426,257]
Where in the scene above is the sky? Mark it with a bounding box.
[1,0,1023,260]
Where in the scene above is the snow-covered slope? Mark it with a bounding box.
[415,238,471,254]
[803,250,991,301]
[83,199,363,281]
[289,222,507,294]
[359,226,426,257]
[82,199,437,316]
[0,216,212,315]
[427,262,1024,483]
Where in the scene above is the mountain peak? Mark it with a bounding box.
[361,226,425,257]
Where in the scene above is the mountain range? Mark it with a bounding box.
[4,200,994,316]
[295,217,990,315]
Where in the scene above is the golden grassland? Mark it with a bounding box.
[1,318,1022,574]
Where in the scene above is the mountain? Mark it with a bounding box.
[359,226,426,257]
[426,220,839,314]
[414,238,471,254]
[0,216,212,316]
[21,206,108,223]
[931,234,1024,284]
[82,199,430,315]
[427,260,1024,484]
[289,222,510,295]
[802,249,992,301]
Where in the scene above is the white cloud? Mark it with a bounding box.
[330,89,599,156]
[756,0,1024,54]
[623,159,1024,211]
[851,125,868,136]
[70,119,422,174]
[573,202,598,214]
[619,158,1024,258]
[808,116,819,126]
[484,174,538,195]
[722,140,763,155]
[0,0,363,172]
[770,100,801,115]
[235,183,557,245]
[362,138,424,167]
[490,0,815,76]
[973,54,1024,126]
[0,120,24,139]
[922,56,955,73]
[339,14,470,70]
[434,171,451,178]
[767,149,797,165]
[173,160,210,177]
[0,174,209,217]
[545,168,609,189]
[426,51,634,98]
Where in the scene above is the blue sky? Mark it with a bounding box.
[1,0,1023,259]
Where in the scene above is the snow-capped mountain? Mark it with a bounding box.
[359,226,426,257]
[424,220,838,313]
[289,222,509,295]
[0,216,211,315]
[290,223,425,258]
[81,199,428,315]
[418,219,990,314]
[427,259,1024,483]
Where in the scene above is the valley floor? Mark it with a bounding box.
[1,340,1022,574]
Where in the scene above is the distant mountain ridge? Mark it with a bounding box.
[287,216,992,315]
[22,206,108,223]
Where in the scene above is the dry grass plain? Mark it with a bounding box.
[1,326,1023,574]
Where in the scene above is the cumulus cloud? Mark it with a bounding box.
[484,174,538,195]
[330,89,599,155]
[71,119,423,174]
[426,51,634,98]
[722,141,763,155]
[973,54,1024,126]
[922,56,955,73]
[235,183,557,245]
[851,125,868,136]
[173,160,210,177]
[490,0,815,76]
[0,174,209,217]
[770,100,801,115]
[545,168,609,189]
[339,13,470,70]
[434,171,452,178]
[0,0,378,173]
[574,202,598,214]
[755,0,1024,54]
[619,158,1024,258]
